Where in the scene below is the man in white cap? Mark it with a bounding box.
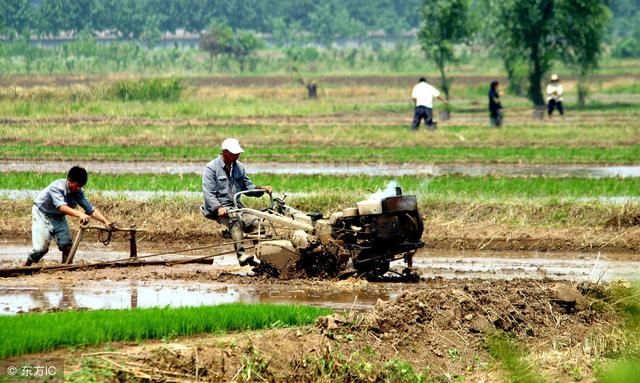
[201,138,272,266]
[546,74,564,117]
[410,77,448,130]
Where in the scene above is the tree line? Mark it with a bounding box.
[1,0,635,51]
[0,0,421,42]
[0,0,634,107]
[419,0,612,106]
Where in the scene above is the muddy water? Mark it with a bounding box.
[1,246,639,315]
[0,280,391,315]
[408,251,640,281]
[3,160,640,177]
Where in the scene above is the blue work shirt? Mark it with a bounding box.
[202,156,262,215]
[34,179,95,216]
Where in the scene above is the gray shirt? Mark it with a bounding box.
[202,156,261,214]
[34,179,95,216]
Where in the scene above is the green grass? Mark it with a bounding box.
[0,97,415,119]
[0,303,331,359]
[604,83,640,94]
[1,143,639,164]
[598,359,640,383]
[3,172,640,200]
[1,94,637,119]
[486,331,546,383]
[108,77,185,101]
[596,282,640,382]
[3,121,640,148]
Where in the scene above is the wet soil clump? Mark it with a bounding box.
[75,279,617,382]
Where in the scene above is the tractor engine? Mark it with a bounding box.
[252,188,424,278]
[328,189,424,276]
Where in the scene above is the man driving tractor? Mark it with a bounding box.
[201,138,272,267]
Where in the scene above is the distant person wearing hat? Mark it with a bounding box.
[546,74,564,117]
[24,166,117,266]
[410,77,448,131]
[201,138,272,267]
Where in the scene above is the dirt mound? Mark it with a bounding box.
[321,279,609,347]
[68,279,619,382]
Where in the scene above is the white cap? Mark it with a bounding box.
[550,74,559,81]
[221,138,244,154]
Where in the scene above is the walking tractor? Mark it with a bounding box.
[3,185,424,280]
[229,186,424,279]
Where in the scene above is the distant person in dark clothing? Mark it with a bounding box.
[306,80,317,99]
[488,80,503,127]
[410,77,448,131]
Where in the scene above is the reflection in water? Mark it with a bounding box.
[0,281,393,316]
[1,250,639,316]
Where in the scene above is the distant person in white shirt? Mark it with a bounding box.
[546,74,564,117]
[411,77,448,130]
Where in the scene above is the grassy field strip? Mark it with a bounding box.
[0,90,639,118]
[2,144,639,164]
[3,190,638,208]
[0,304,331,359]
[3,121,640,148]
[2,172,640,199]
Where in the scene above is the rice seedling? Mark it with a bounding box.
[2,172,639,200]
[1,143,639,164]
[0,304,331,358]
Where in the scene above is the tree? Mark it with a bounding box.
[0,0,32,37]
[230,30,264,71]
[510,0,557,107]
[308,0,360,47]
[200,21,263,72]
[558,0,610,106]
[480,0,526,95]
[418,0,475,99]
[34,0,97,37]
[199,21,234,72]
[483,0,610,106]
[271,17,309,48]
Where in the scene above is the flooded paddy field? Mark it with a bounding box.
[1,73,639,382]
[1,245,638,315]
[1,245,633,382]
[3,160,640,177]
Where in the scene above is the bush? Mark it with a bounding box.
[284,46,321,63]
[612,37,640,58]
[108,77,185,101]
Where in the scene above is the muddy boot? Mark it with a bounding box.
[230,220,250,266]
[237,252,257,267]
[61,247,71,264]
[25,249,46,266]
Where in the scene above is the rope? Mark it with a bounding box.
[98,229,113,246]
